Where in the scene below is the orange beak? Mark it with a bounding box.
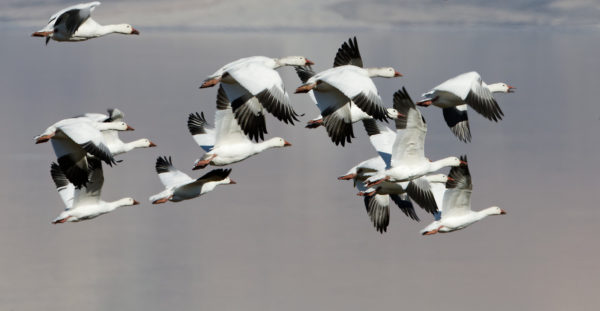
[508,85,516,93]
[126,125,135,131]
[131,28,140,35]
[283,140,292,147]
[394,71,403,77]
[149,141,157,147]
[305,59,315,65]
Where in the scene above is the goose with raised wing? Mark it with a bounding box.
[189,86,292,170]
[149,156,235,204]
[421,156,506,235]
[200,55,313,141]
[295,37,402,146]
[36,117,132,188]
[50,159,139,223]
[417,71,515,142]
[365,88,465,188]
[31,2,139,45]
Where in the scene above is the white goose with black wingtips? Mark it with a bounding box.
[200,55,313,141]
[418,71,515,142]
[295,37,402,146]
[36,117,132,188]
[365,88,465,188]
[50,158,139,224]
[190,86,292,170]
[31,1,139,45]
[149,156,236,204]
[421,156,506,235]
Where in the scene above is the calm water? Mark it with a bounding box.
[1,27,599,310]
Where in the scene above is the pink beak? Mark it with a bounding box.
[131,28,140,35]
[305,59,315,65]
[394,71,403,77]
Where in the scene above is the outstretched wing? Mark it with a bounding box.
[188,112,216,152]
[72,158,104,207]
[441,155,472,218]
[333,36,363,68]
[155,156,193,189]
[50,162,74,210]
[390,87,427,167]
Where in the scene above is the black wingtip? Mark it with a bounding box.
[155,156,174,174]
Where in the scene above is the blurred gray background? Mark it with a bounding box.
[1,1,599,310]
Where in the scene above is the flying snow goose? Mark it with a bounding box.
[149,156,235,204]
[50,158,139,223]
[357,118,445,214]
[31,1,139,45]
[37,117,131,187]
[200,55,313,141]
[295,37,402,145]
[420,156,506,235]
[365,88,465,187]
[190,86,292,170]
[418,71,515,142]
[295,65,401,146]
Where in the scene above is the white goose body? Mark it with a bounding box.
[365,88,464,187]
[295,37,401,146]
[201,55,313,141]
[149,156,235,204]
[420,156,506,235]
[50,159,139,223]
[32,2,139,44]
[418,71,514,142]
[190,86,291,170]
[37,117,133,188]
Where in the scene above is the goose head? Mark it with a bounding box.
[484,206,507,216]
[385,108,404,119]
[487,83,515,93]
[367,67,402,78]
[113,24,139,35]
[425,173,450,184]
[276,56,315,67]
[267,137,292,148]
[133,138,157,148]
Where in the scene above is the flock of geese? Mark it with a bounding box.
[33,2,513,235]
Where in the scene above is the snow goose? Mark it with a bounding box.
[200,55,313,141]
[50,158,139,223]
[365,88,465,187]
[31,2,139,45]
[190,86,292,169]
[418,71,515,142]
[294,37,402,146]
[295,65,401,146]
[149,156,235,204]
[421,156,506,235]
[37,117,131,188]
